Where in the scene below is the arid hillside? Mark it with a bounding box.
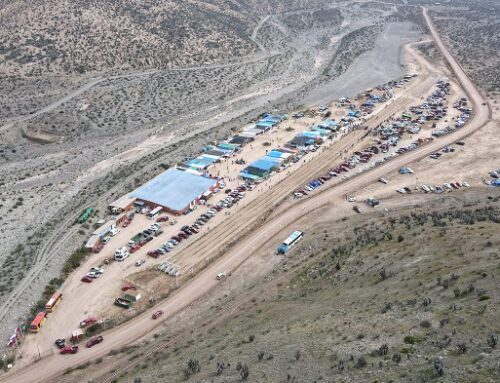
[0,0,344,76]
[59,192,500,383]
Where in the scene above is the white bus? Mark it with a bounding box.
[147,207,163,220]
[277,230,304,254]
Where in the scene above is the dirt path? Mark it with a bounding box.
[0,8,491,383]
[0,54,280,138]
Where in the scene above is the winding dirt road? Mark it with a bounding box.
[0,7,490,383]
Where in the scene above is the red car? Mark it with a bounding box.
[156,216,169,222]
[60,345,78,354]
[122,283,137,292]
[130,244,141,253]
[81,276,93,283]
[80,316,97,328]
[86,335,104,348]
[152,310,164,319]
[122,220,130,228]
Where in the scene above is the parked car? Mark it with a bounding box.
[156,216,169,222]
[216,272,226,280]
[81,276,93,283]
[80,316,97,328]
[135,259,145,267]
[152,310,164,319]
[60,345,78,354]
[90,266,104,274]
[55,339,65,349]
[130,244,141,253]
[86,271,100,279]
[86,335,104,348]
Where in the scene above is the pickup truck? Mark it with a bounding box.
[114,297,133,309]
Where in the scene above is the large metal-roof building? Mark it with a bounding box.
[129,168,219,215]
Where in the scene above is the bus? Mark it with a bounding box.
[277,230,304,254]
[147,206,163,220]
[29,312,47,333]
[45,292,63,313]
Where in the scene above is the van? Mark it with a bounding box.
[114,247,129,261]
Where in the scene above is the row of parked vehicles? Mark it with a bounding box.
[56,335,104,354]
[81,266,104,283]
[397,181,470,195]
[147,183,255,260]
[293,145,380,198]
[148,224,199,258]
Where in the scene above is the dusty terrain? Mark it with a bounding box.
[0,0,428,352]
[62,191,499,383]
[0,1,498,382]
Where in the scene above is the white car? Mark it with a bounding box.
[379,178,389,184]
[86,271,100,279]
[443,183,453,190]
[109,227,120,236]
[135,259,145,267]
[421,185,431,193]
[462,181,470,187]
[304,185,314,192]
[216,272,226,280]
[397,188,407,194]
[90,267,104,274]
[114,247,129,261]
[347,196,356,202]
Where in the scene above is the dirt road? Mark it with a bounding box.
[0,8,490,383]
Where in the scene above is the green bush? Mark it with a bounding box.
[403,335,423,345]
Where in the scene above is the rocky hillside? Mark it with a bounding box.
[0,0,340,75]
[60,192,500,382]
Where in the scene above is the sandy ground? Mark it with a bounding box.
[2,11,493,377]
[16,75,421,366]
[305,22,422,106]
[0,5,428,352]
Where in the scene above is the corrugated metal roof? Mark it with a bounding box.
[130,168,218,212]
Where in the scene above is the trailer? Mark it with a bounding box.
[78,207,94,223]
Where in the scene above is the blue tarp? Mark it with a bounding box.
[130,168,218,212]
[267,150,288,158]
[218,143,239,150]
[250,157,279,171]
[300,131,322,138]
[256,120,275,128]
[186,158,213,169]
[240,171,262,180]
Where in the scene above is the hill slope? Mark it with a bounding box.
[60,192,500,382]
